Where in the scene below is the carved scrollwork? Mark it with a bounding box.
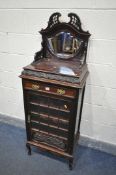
[34,49,43,62]
[47,12,61,28]
[46,12,89,34]
[68,13,82,31]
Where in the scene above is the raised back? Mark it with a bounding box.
[34,12,90,62]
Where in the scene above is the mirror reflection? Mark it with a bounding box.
[48,32,83,59]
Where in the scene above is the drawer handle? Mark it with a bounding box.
[57,89,65,95]
[64,105,68,109]
[32,84,39,90]
[45,87,50,91]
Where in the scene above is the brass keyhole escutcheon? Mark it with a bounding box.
[57,89,65,95]
[32,84,40,90]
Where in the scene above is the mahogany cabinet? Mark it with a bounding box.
[20,12,90,170]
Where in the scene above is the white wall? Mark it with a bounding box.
[0,0,116,146]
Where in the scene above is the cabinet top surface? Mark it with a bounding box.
[24,57,86,77]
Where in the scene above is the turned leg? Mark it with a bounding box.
[26,143,31,155]
[69,159,73,170]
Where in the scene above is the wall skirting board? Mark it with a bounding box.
[79,135,116,156]
[0,113,116,156]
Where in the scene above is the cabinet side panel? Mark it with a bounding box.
[75,88,83,134]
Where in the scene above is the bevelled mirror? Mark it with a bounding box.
[47,31,83,59]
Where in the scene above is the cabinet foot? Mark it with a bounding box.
[69,159,73,170]
[26,143,31,155]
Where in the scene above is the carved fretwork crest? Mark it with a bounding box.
[48,12,61,28]
[46,12,87,33]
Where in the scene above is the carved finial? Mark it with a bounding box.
[48,12,61,28]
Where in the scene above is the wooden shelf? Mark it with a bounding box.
[32,139,66,151]
[30,111,70,123]
[27,141,73,160]
[31,120,68,132]
[31,128,68,141]
[29,101,70,113]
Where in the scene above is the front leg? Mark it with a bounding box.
[69,158,73,170]
[26,143,31,155]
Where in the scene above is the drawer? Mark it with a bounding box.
[23,80,77,98]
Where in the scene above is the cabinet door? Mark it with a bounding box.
[23,82,78,152]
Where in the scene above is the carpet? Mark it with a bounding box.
[0,120,116,175]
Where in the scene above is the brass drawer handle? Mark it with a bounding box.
[32,84,40,90]
[57,89,65,95]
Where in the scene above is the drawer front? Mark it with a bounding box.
[23,80,77,98]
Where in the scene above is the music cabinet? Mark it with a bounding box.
[20,12,90,170]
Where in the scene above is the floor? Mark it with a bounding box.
[0,120,116,175]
